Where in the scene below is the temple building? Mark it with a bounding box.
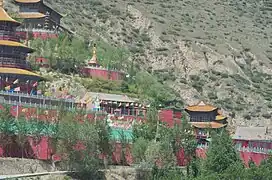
[233,126,272,166]
[14,0,71,39]
[79,92,147,120]
[81,44,125,81]
[0,0,43,94]
[185,101,227,143]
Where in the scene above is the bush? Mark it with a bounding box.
[132,137,149,163]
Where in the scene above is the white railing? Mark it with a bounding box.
[197,143,209,149]
[0,91,75,102]
[0,91,76,110]
[16,28,57,33]
[235,146,272,154]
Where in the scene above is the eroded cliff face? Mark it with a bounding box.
[119,5,272,130]
[5,0,272,129]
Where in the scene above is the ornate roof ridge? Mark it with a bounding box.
[185,100,217,112]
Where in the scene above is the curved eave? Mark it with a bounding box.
[0,40,34,53]
[190,122,227,129]
[185,106,218,112]
[15,0,41,3]
[0,67,44,81]
[0,8,21,26]
[18,13,46,19]
[215,115,227,121]
[185,100,217,112]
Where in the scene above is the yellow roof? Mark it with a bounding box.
[0,7,20,25]
[185,101,217,112]
[15,0,41,3]
[0,40,32,50]
[215,115,227,121]
[190,122,226,129]
[0,67,41,77]
[18,12,45,19]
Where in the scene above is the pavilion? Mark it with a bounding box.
[0,0,43,94]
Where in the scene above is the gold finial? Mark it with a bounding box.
[92,43,96,56]
[88,43,98,65]
[0,0,3,8]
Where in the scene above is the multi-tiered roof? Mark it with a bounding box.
[185,101,227,129]
[0,0,42,84]
[15,0,62,20]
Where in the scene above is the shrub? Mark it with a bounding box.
[132,137,149,163]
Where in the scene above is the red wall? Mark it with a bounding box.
[0,136,52,160]
[81,67,124,81]
[159,109,174,127]
[16,31,58,40]
[0,137,133,165]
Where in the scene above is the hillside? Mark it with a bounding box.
[5,0,272,129]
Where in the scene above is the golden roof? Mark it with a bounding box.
[18,12,45,19]
[15,0,41,3]
[185,101,217,112]
[215,115,226,121]
[0,67,42,77]
[190,122,226,129]
[0,40,33,51]
[0,7,20,25]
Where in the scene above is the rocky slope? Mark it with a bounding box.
[6,0,272,129]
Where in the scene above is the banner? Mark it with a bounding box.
[14,87,20,92]
[13,79,19,84]
[5,85,10,90]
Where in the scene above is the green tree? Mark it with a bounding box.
[132,137,149,163]
[202,129,243,175]
[95,119,112,169]
[245,156,272,180]
[55,111,102,178]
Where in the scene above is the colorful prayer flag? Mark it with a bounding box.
[33,82,38,87]
[5,85,10,90]
[30,89,37,95]
[14,87,20,92]
[13,79,19,84]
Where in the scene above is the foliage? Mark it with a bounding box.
[132,106,158,142]
[30,34,129,74]
[0,118,57,136]
[132,137,149,163]
[123,71,183,108]
[151,166,184,180]
[95,119,112,168]
[202,129,243,175]
[55,113,105,178]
